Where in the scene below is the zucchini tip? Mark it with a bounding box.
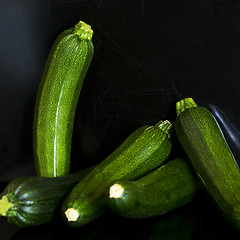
[109,184,124,199]
[65,208,80,222]
[0,195,13,216]
[176,97,198,116]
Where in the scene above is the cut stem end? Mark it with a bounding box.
[109,184,124,199]
[65,208,80,222]
[176,97,198,116]
[156,120,172,138]
[73,20,93,40]
[0,195,13,216]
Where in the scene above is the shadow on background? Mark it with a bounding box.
[1,0,240,179]
[9,195,240,240]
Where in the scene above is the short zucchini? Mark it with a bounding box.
[107,158,198,218]
[33,20,94,177]
[0,166,93,227]
[175,97,240,229]
[61,120,172,227]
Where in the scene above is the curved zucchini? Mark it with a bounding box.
[107,158,197,218]
[33,20,94,177]
[0,166,93,227]
[175,97,240,229]
[61,120,172,227]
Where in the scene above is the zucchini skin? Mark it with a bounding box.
[61,120,172,227]
[175,98,240,229]
[208,104,240,166]
[0,167,93,227]
[107,158,197,218]
[33,21,94,177]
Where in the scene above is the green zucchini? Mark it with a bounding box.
[107,158,197,218]
[175,97,240,229]
[61,120,172,227]
[0,166,93,227]
[33,20,94,177]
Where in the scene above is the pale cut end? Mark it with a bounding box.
[0,195,13,216]
[65,208,80,221]
[109,184,124,199]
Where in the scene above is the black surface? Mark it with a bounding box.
[1,0,240,239]
[3,193,240,240]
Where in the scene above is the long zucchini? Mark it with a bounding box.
[175,97,240,229]
[61,120,172,227]
[33,20,94,177]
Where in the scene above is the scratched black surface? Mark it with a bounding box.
[1,0,240,239]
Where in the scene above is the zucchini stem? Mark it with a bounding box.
[176,97,198,116]
[109,184,124,199]
[73,20,93,40]
[65,208,80,221]
[156,120,172,138]
[0,195,13,216]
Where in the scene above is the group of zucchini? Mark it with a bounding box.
[1,20,240,231]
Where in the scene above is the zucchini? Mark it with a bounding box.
[0,166,93,227]
[107,158,197,218]
[61,120,172,227]
[33,20,94,177]
[175,97,240,229]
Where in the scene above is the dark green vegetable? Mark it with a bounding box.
[175,97,240,229]
[0,166,93,227]
[61,120,172,227]
[33,20,94,177]
[107,158,197,218]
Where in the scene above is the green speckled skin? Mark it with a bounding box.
[108,158,197,218]
[0,167,93,227]
[33,21,94,177]
[61,121,172,227]
[175,98,240,229]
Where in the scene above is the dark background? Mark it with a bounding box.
[1,0,240,239]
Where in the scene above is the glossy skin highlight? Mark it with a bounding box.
[207,104,240,167]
